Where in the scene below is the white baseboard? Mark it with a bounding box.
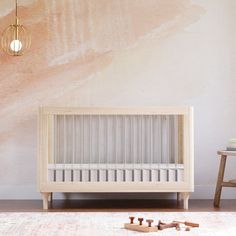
[0,184,235,200]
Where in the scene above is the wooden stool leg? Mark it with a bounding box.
[214,155,227,207]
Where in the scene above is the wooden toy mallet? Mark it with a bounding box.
[129,216,135,224]
[146,219,154,227]
[138,218,144,225]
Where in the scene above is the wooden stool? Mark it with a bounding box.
[214,150,236,207]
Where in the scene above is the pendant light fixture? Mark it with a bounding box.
[1,0,31,56]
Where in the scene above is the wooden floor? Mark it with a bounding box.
[0,199,235,212]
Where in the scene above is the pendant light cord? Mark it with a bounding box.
[15,0,18,40]
[16,0,18,19]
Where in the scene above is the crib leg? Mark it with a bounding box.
[48,192,53,202]
[177,192,181,202]
[182,192,190,210]
[41,192,50,210]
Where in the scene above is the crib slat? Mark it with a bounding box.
[72,115,75,171]
[125,169,132,182]
[167,116,170,181]
[48,169,55,182]
[73,170,81,182]
[174,115,179,181]
[149,116,153,181]
[105,116,109,180]
[159,116,162,166]
[151,169,158,182]
[90,169,97,182]
[177,168,184,182]
[89,115,92,180]
[82,169,89,182]
[63,115,66,170]
[98,170,105,182]
[65,170,72,182]
[160,169,167,182]
[52,115,57,183]
[108,169,115,182]
[142,169,150,182]
[56,170,63,182]
[168,169,176,182]
[117,169,124,182]
[98,115,100,181]
[134,169,141,182]
[123,115,126,182]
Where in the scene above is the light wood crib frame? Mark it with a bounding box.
[38,107,194,210]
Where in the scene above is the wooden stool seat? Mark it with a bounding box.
[229,179,236,184]
[214,150,236,207]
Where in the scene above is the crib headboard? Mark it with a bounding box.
[38,107,193,193]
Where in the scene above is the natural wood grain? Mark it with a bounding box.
[214,155,227,207]
[217,151,236,156]
[124,223,158,232]
[222,181,236,187]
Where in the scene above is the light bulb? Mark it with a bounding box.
[10,39,22,52]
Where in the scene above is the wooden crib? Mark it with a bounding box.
[38,107,194,209]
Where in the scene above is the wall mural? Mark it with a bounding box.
[0,0,204,187]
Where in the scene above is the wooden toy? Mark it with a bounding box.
[158,220,179,230]
[138,217,144,225]
[124,216,158,233]
[124,217,199,233]
[146,219,154,227]
[173,221,199,227]
[129,216,135,224]
[185,227,191,231]
[176,225,181,231]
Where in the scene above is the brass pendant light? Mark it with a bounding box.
[1,0,31,56]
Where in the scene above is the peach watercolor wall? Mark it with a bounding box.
[0,0,236,199]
